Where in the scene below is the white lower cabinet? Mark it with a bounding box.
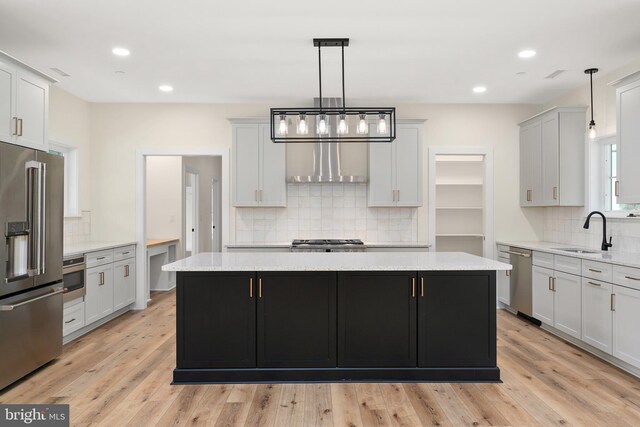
[85,264,114,324]
[612,285,640,367]
[62,301,85,336]
[532,266,554,325]
[532,266,580,338]
[582,278,613,353]
[497,256,510,305]
[114,258,136,311]
[553,271,581,339]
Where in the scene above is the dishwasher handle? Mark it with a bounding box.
[505,250,531,258]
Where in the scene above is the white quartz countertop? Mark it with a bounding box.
[64,241,137,258]
[162,252,511,272]
[497,240,640,269]
[224,242,431,249]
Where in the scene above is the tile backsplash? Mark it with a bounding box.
[235,184,418,243]
[64,211,91,246]
[543,207,640,253]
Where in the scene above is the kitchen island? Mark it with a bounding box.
[163,252,511,383]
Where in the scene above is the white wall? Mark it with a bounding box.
[86,102,543,246]
[145,156,182,256]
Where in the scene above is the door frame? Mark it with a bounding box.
[135,148,229,310]
[427,146,494,258]
[183,167,200,256]
[212,177,221,252]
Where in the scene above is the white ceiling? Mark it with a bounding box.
[1,0,640,104]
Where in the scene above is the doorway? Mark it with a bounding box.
[136,150,228,309]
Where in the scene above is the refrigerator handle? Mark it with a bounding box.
[25,161,46,276]
[38,162,46,275]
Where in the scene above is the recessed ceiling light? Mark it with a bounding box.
[112,47,130,57]
[518,49,536,59]
[115,70,125,75]
[158,85,173,92]
[473,86,487,94]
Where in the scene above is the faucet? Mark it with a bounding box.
[583,211,613,251]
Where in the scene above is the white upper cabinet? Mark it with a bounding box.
[368,121,423,207]
[613,72,640,204]
[0,53,55,152]
[519,107,587,207]
[232,120,286,207]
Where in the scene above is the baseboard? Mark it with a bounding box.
[150,283,176,292]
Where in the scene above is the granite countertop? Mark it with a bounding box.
[497,240,640,269]
[224,242,431,249]
[162,252,510,272]
[64,241,137,258]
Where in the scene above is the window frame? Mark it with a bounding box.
[49,140,80,218]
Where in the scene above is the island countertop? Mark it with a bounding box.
[162,251,511,272]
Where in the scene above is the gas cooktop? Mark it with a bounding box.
[291,239,364,246]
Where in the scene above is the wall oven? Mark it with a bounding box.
[63,255,85,303]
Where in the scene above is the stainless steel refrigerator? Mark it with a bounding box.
[0,141,64,390]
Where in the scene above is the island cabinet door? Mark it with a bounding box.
[337,272,417,367]
[256,272,336,368]
[177,272,256,368]
[418,271,496,368]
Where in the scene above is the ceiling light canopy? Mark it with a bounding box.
[158,84,174,92]
[473,86,487,93]
[585,68,599,139]
[518,49,536,59]
[270,38,396,143]
[112,47,130,57]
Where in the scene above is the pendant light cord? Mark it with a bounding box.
[318,45,323,111]
[341,42,346,111]
[590,71,594,123]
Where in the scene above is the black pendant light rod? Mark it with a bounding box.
[318,44,323,112]
[341,41,346,111]
[585,68,599,125]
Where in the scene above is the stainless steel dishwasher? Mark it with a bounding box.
[506,247,533,318]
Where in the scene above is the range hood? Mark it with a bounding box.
[288,98,367,183]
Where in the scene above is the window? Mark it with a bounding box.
[603,142,640,213]
[49,141,79,217]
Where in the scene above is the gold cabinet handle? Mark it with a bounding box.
[250,277,253,298]
[506,270,511,277]
[548,276,552,291]
[624,275,640,281]
[589,268,602,273]
[412,277,415,298]
[587,281,601,287]
[420,276,424,297]
[124,264,129,277]
[259,277,262,298]
[553,186,558,200]
[615,181,620,197]
[552,277,556,292]
[99,271,104,286]
[526,189,532,202]
[17,118,23,136]
[611,293,616,311]
[12,117,18,135]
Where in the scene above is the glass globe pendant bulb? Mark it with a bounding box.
[589,122,597,140]
[356,114,368,134]
[297,114,308,135]
[278,115,288,135]
[337,114,348,135]
[377,114,387,134]
[317,114,328,135]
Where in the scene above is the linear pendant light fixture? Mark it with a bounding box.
[270,38,396,143]
[585,68,599,140]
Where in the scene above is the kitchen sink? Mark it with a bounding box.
[552,248,601,254]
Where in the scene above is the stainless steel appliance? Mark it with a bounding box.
[0,141,64,390]
[506,247,533,318]
[62,255,85,303]
[291,239,367,252]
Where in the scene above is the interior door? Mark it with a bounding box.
[184,171,198,257]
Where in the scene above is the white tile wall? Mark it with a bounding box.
[236,184,418,243]
[64,211,91,246]
[543,207,640,253]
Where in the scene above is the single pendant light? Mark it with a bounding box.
[585,68,599,140]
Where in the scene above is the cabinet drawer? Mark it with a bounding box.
[554,255,581,275]
[533,251,554,269]
[582,260,613,282]
[613,265,640,291]
[86,249,114,268]
[114,245,136,261]
[63,302,85,336]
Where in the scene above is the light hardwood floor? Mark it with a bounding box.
[2,290,640,426]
